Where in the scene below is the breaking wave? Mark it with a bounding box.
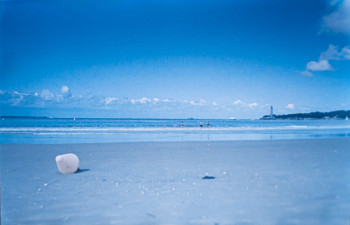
[1,125,350,134]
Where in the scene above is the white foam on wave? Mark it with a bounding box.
[1,125,350,134]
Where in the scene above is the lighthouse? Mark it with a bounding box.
[270,106,273,116]
[260,106,276,120]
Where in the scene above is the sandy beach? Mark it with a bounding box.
[1,138,350,225]
[3,0,350,224]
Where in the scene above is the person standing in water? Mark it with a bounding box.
[207,121,211,127]
[199,121,203,127]
[181,121,184,127]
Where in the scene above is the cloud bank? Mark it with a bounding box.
[0,87,272,118]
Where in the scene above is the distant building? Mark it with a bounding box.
[270,106,273,116]
[260,106,276,120]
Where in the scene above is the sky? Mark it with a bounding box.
[1,0,349,119]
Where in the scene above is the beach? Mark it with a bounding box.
[1,138,350,225]
[3,0,350,224]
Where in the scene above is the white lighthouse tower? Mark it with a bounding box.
[270,106,273,116]
[260,105,276,120]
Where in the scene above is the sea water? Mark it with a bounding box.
[1,117,350,144]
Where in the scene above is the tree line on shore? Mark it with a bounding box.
[261,110,350,120]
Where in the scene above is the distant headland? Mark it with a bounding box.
[260,110,350,120]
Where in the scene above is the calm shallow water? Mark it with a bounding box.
[1,117,350,144]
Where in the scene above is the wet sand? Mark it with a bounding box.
[1,138,350,225]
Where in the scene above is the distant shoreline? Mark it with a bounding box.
[2,110,350,121]
[261,110,350,120]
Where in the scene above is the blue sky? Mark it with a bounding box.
[1,0,349,118]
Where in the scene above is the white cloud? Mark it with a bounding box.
[130,97,159,104]
[321,0,350,35]
[61,85,69,94]
[286,104,295,110]
[320,44,341,60]
[6,91,25,106]
[233,99,259,109]
[162,98,172,103]
[130,97,149,104]
[40,90,54,100]
[341,46,350,59]
[103,97,117,105]
[303,0,350,76]
[233,99,244,105]
[303,45,350,74]
[320,45,350,60]
[189,99,207,106]
[212,101,217,106]
[0,90,75,106]
[249,102,258,108]
[139,97,151,104]
[306,60,333,71]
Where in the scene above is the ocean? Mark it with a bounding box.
[1,117,349,144]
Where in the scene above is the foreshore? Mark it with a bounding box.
[1,138,350,225]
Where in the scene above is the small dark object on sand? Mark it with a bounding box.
[202,176,215,179]
[76,168,90,173]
